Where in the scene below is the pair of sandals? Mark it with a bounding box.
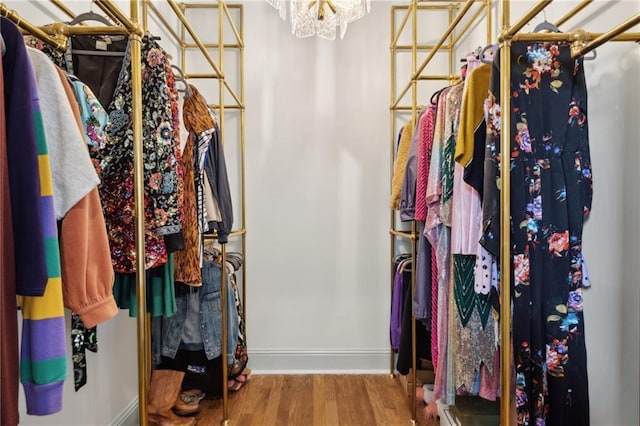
[227,367,252,391]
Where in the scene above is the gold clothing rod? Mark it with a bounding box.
[0,4,67,51]
[94,0,143,36]
[510,31,640,43]
[572,13,640,57]
[41,23,129,37]
[48,0,76,20]
[146,1,182,45]
[48,0,122,26]
[555,0,593,28]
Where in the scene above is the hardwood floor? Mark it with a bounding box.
[193,375,439,426]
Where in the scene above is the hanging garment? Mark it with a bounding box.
[390,120,414,209]
[229,272,248,377]
[428,85,461,404]
[439,83,463,226]
[455,64,491,168]
[27,48,117,328]
[174,85,214,286]
[174,124,202,285]
[66,74,109,163]
[70,314,98,391]
[26,47,99,220]
[55,66,117,328]
[390,258,410,351]
[162,259,239,362]
[2,19,47,297]
[413,106,437,325]
[61,34,184,273]
[449,64,497,397]
[2,17,67,416]
[400,109,425,221]
[0,40,20,426]
[56,66,117,391]
[396,260,432,376]
[413,225,433,325]
[112,254,178,318]
[482,42,592,426]
[414,104,436,222]
[183,85,233,244]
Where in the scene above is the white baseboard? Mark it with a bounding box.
[248,348,392,374]
[110,396,139,426]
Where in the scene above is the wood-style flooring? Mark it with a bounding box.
[194,375,439,426]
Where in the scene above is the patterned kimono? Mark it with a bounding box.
[482,42,592,426]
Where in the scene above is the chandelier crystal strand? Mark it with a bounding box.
[265,0,287,20]
[268,0,370,40]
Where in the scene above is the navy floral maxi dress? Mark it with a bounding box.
[481,42,592,426]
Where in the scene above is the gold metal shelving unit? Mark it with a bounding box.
[1,1,245,424]
[389,1,492,422]
[391,1,640,425]
[141,2,246,423]
[0,1,148,421]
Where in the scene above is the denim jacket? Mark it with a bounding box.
[162,260,238,361]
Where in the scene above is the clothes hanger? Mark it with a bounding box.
[171,65,193,98]
[67,3,127,57]
[68,0,113,26]
[533,21,561,33]
[534,10,561,33]
[68,11,113,27]
[430,88,443,105]
[480,44,497,64]
[67,2,127,56]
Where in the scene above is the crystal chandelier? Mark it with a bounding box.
[266,0,371,40]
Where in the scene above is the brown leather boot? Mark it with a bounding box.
[147,369,197,426]
[173,393,201,417]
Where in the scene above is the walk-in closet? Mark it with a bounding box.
[1,1,638,425]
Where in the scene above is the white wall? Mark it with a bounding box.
[579,15,640,426]
[8,1,639,425]
[244,1,391,372]
[245,2,640,425]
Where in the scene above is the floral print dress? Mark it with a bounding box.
[481,42,592,426]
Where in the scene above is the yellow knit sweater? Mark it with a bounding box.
[455,64,491,166]
[390,120,415,210]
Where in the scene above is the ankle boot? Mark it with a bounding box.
[147,369,197,426]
